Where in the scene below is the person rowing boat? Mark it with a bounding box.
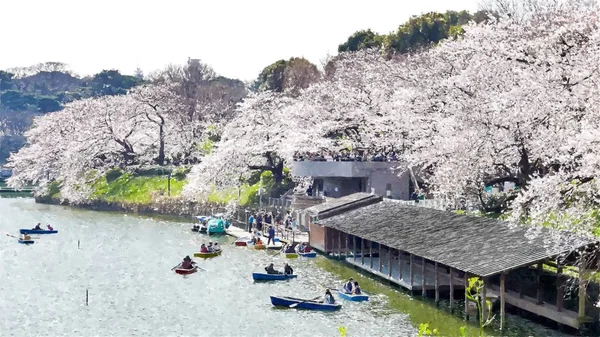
[32,223,42,230]
[180,256,196,270]
[20,234,32,241]
[265,263,282,275]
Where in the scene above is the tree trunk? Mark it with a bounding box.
[270,160,284,184]
[157,125,165,166]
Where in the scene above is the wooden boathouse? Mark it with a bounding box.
[306,193,600,331]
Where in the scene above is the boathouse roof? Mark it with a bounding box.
[317,199,598,277]
[305,193,382,220]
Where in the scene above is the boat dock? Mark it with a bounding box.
[302,192,600,331]
[226,224,308,247]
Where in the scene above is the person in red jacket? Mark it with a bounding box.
[200,244,209,253]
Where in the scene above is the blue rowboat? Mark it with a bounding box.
[18,239,35,245]
[19,229,58,235]
[337,289,369,302]
[252,272,297,281]
[298,251,317,258]
[270,295,341,311]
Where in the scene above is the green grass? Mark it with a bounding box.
[90,172,185,204]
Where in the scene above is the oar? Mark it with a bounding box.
[171,263,182,271]
[5,233,39,240]
[192,262,208,272]
[290,295,323,308]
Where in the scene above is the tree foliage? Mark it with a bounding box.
[251,57,321,93]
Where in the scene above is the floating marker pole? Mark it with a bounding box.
[78,240,80,249]
[86,289,88,306]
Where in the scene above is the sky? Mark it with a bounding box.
[2,0,481,82]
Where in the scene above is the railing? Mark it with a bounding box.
[386,198,476,211]
[267,197,292,208]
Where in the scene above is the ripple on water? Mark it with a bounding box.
[0,199,411,337]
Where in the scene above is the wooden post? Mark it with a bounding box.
[449,268,454,312]
[379,245,383,273]
[434,262,439,305]
[337,231,342,258]
[353,235,357,263]
[556,264,564,312]
[481,277,488,323]
[464,274,469,320]
[536,262,543,304]
[421,257,426,297]
[500,273,505,330]
[399,252,404,280]
[361,238,365,265]
[388,247,393,279]
[409,254,414,293]
[370,241,374,269]
[578,266,587,322]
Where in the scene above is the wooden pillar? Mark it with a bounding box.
[536,262,543,304]
[337,231,342,258]
[353,235,357,263]
[361,238,365,265]
[379,245,384,273]
[409,254,414,292]
[388,247,393,279]
[421,258,426,297]
[464,274,469,320]
[481,277,488,322]
[556,264,564,312]
[399,252,404,280]
[500,273,505,330]
[578,266,587,322]
[434,262,439,305]
[369,241,374,269]
[449,268,454,312]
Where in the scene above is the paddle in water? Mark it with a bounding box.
[289,295,323,308]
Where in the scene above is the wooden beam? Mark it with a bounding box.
[361,238,365,265]
[388,247,393,279]
[409,254,414,292]
[434,262,439,305]
[556,264,564,312]
[337,230,342,258]
[353,235,357,263]
[370,241,374,269]
[449,268,454,312]
[578,266,586,322]
[500,273,505,330]
[536,262,543,304]
[464,274,469,320]
[379,245,383,273]
[481,277,488,323]
[422,258,426,297]
[399,252,404,280]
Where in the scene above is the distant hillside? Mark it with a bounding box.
[0,63,145,163]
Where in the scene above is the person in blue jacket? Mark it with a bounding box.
[267,225,276,245]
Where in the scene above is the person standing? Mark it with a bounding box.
[248,213,255,233]
[267,225,275,246]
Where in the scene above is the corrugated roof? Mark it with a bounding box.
[317,200,598,277]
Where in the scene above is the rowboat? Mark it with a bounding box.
[234,237,251,246]
[270,295,341,311]
[298,251,317,258]
[193,250,222,258]
[19,229,58,235]
[174,265,198,275]
[252,272,297,281]
[285,253,299,258]
[18,239,35,245]
[337,289,369,302]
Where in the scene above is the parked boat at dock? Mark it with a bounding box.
[270,295,341,311]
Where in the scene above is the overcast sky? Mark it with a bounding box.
[2,0,480,81]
